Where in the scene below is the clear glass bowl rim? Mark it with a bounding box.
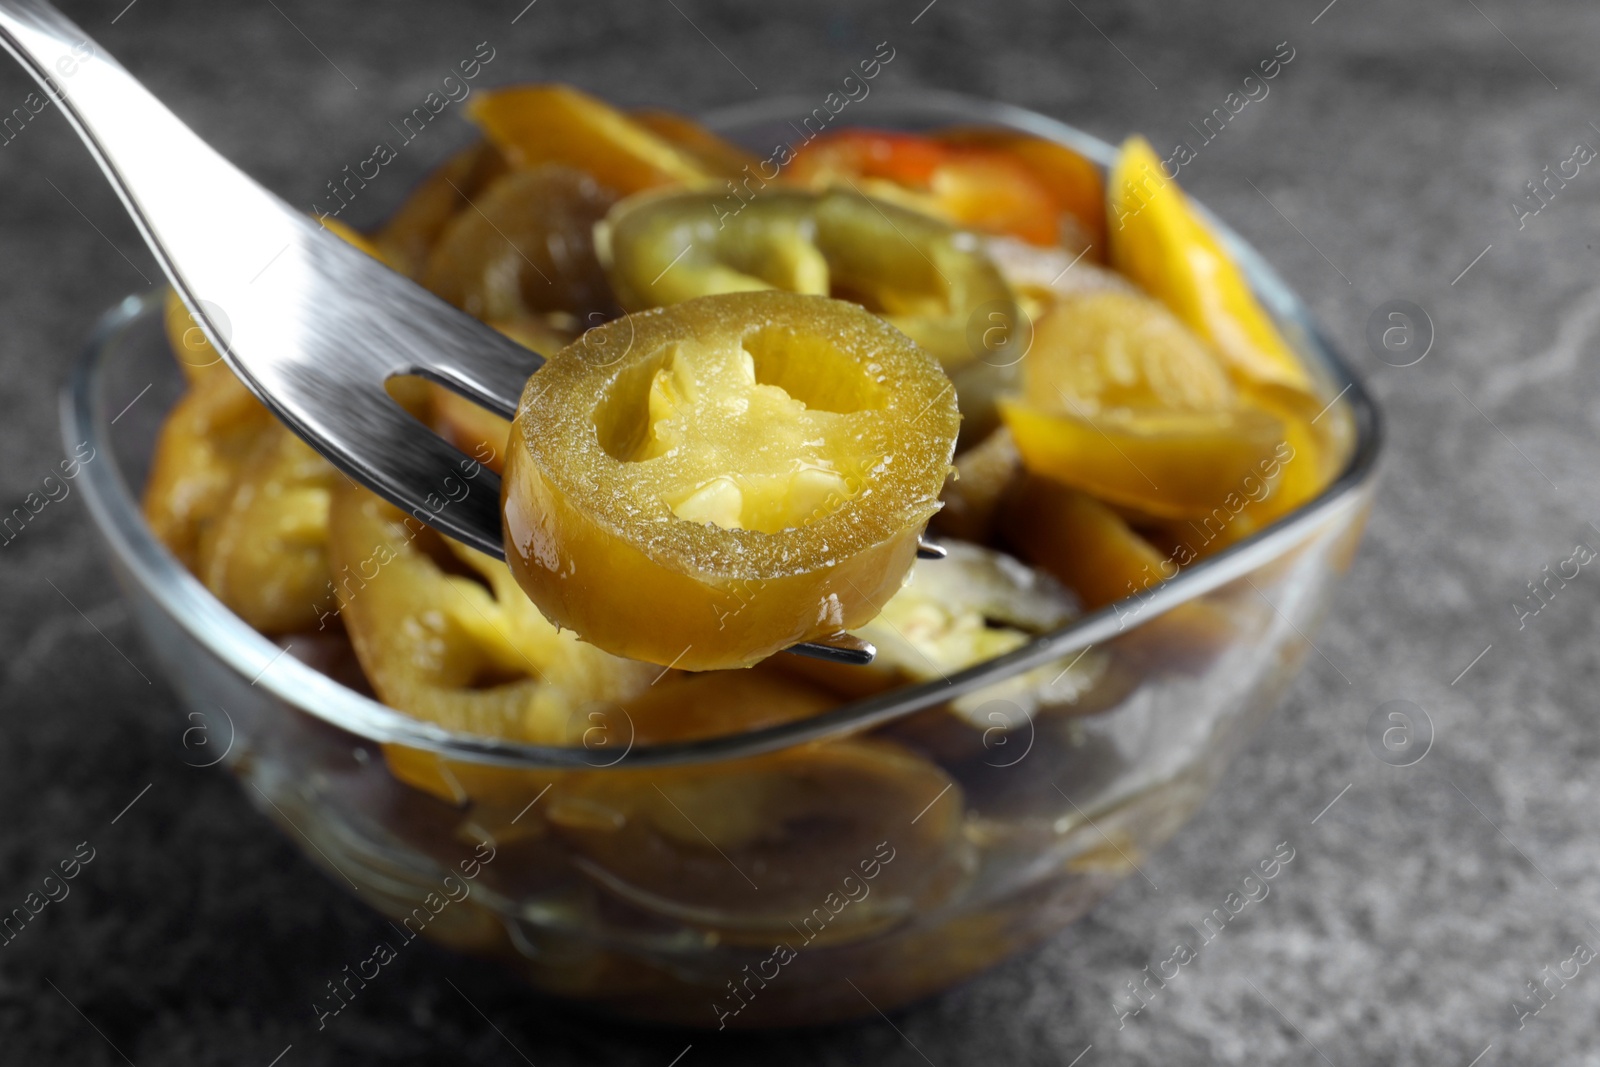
[60,89,1384,771]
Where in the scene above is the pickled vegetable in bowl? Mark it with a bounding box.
[118,82,1368,1027]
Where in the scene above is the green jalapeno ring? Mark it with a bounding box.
[596,186,1020,373]
[501,290,962,670]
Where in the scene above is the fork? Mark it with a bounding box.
[0,0,914,664]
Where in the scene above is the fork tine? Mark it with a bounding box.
[261,352,509,559]
[192,228,524,558]
[401,326,544,421]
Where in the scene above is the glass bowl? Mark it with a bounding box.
[62,92,1381,1028]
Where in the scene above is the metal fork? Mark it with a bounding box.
[0,0,912,664]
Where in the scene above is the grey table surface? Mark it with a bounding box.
[0,0,1594,1063]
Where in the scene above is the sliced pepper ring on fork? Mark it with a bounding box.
[501,290,961,671]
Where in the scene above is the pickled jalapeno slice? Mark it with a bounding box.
[788,127,1105,252]
[421,164,619,323]
[597,185,1018,371]
[329,484,655,744]
[144,363,275,569]
[547,740,968,945]
[468,84,717,195]
[374,139,509,280]
[998,290,1289,520]
[502,290,961,670]
[1108,135,1311,393]
[932,126,1108,255]
[629,107,763,179]
[196,423,340,635]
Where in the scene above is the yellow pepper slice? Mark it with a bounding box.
[1000,400,1285,521]
[547,740,966,946]
[630,107,762,179]
[380,665,835,812]
[375,139,509,280]
[998,289,1287,520]
[998,474,1169,611]
[143,363,275,569]
[330,484,655,744]
[421,165,619,323]
[195,423,340,634]
[1023,289,1236,414]
[999,476,1236,674]
[1107,136,1311,392]
[1157,381,1349,557]
[1242,381,1348,515]
[468,84,713,194]
[502,291,959,670]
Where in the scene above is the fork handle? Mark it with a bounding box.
[0,0,294,294]
[0,0,523,561]
[0,1,878,669]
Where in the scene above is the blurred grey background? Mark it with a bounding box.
[1,0,1597,1063]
